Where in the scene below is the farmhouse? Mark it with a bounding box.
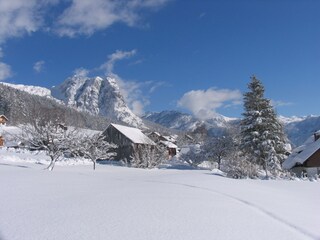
[148,131,178,157]
[0,115,8,125]
[102,123,156,161]
[159,140,178,158]
[283,131,320,177]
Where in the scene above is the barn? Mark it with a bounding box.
[283,131,320,177]
[102,123,156,162]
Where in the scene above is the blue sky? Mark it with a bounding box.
[0,0,319,118]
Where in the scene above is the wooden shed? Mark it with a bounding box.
[102,123,156,162]
[0,115,8,125]
[283,131,320,177]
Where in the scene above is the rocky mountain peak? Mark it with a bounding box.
[52,75,144,128]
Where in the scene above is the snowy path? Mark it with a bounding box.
[0,159,319,240]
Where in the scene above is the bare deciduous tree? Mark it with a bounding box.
[71,133,117,170]
[202,135,234,170]
[131,145,166,168]
[20,120,75,171]
[17,106,76,171]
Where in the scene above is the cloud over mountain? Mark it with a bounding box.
[178,88,242,120]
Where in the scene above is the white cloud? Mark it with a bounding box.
[271,100,293,107]
[0,0,58,43]
[111,73,150,116]
[199,12,206,18]
[73,67,89,77]
[148,81,165,93]
[55,0,171,37]
[178,88,242,119]
[0,0,170,42]
[98,49,148,116]
[0,62,12,81]
[33,60,45,73]
[131,99,149,116]
[0,47,12,81]
[100,49,137,74]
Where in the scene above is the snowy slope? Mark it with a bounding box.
[0,82,53,99]
[52,75,144,127]
[0,157,319,240]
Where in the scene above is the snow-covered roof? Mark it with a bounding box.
[0,115,8,121]
[110,123,156,145]
[282,138,320,169]
[162,135,174,142]
[150,131,161,137]
[160,140,178,149]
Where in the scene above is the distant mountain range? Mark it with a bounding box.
[143,110,320,146]
[1,77,320,146]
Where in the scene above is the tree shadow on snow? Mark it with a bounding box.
[158,164,201,170]
[0,163,29,169]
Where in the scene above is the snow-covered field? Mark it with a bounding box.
[0,149,319,240]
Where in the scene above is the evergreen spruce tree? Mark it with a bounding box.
[240,76,287,178]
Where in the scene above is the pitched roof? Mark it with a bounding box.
[160,140,178,148]
[110,123,156,145]
[282,138,320,169]
[0,115,8,121]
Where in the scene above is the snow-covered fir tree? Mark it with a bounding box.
[240,76,288,178]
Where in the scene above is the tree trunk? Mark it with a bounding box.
[264,160,269,179]
[93,160,96,170]
[46,156,56,171]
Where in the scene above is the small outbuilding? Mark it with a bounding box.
[283,131,320,177]
[102,123,156,161]
[0,115,8,125]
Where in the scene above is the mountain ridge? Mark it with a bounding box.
[2,79,320,146]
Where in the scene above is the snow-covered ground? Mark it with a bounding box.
[0,149,319,240]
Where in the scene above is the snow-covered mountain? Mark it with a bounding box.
[278,115,306,125]
[52,75,144,128]
[1,82,54,99]
[144,110,320,146]
[143,111,202,131]
[284,115,320,146]
[1,76,144,128]
[143,110,237,136]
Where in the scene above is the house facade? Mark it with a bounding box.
[0,136,4,147]
[159,140,178,158]
[283,131,320,177]
[0,115,8,125]
[103,123,156,162]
